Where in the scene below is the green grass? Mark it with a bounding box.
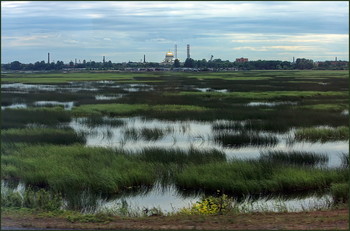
[213,132,278,148]
[1,107,71,129]
[171,91,348,100]
[175,160,348,196]
[72,103,208,117]
[1,144,157,194]
[294,126,349,142]
[1,128,85,145]
[300,104,348,111]
[259,151,328,166]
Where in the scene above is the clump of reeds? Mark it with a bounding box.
[175,160,348,196]
[83,115,125,127]
[1,128,86,145]
[330,183,349,204]
[134,147,226,165]
[259,150,329,166]
[213,131,278,148]
[212,120,289,133]
[294,126,349,142]
[123,127,171,141]
[1,107,71,129]
[1,144,157,195]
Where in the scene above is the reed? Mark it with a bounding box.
[1,107,71,129]
[1,128,85,145]
[213,131,278,148]
[83,115,125,127]
[133,147,226,165]
[294,126,349,142]
[1,144,157,194]
[175,160,348,196]
[259,150,329,166]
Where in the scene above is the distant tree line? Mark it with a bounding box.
[2,58,348,71]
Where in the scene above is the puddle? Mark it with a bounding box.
[247,102,298,107]
[195,88,228,93]
[95,94,124,100]
[70,117,347,168]
[34,101,74,110]
[341,110,349,116]
[1,103,27,110]
[1,82,98,93]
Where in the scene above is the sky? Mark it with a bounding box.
[1,1,349,64]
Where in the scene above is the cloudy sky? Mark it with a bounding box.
[1,1,349,63]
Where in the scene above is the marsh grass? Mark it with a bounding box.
[1,144,157,194]
[330,183,349,203]
[83,115,125,127]
[1,107,71,129]
[175,160,348,196]
[213,131,278,148]
[134,147,226,165]
[294,126,349,142]
[213,120,290,133]
[1,128,85,145]
[260,151,328,166]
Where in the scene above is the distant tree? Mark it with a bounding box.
[173,59,180,68]
[295,58,314,69]
[10,61,22,70]
[184,58,195,68]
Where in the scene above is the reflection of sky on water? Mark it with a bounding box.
[96,183,333,214]
[70,117,348,168]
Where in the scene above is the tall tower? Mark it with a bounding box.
[144,54,146,63]
[103,56,105,63]
[187,44,190,59]
[335,57,337,62]
[293,57,295,63]
[175,44,177,60]
[48,53,50,64]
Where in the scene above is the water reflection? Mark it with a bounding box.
[70,117,348,168]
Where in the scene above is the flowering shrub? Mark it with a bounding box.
[180,193,232,215]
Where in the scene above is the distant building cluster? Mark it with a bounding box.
[235,57,248,63]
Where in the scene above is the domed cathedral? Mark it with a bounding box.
[163,51,174,64]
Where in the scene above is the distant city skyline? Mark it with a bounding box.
[1,1,349,64]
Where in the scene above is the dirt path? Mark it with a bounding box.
[2,208,348,230]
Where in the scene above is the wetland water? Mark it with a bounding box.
[70,117,347,168]
[1,76,348,214]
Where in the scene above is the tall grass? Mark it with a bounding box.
[175,160,348,196]
[83,115,125,127]
[1,128,85,145]
[1,107,71,129]
[294,126,349,142]
[213,131,278,148]
[212,120,290,133]
[123,127,171,141]
[1,144,157,194]
[260,151,329,166]
[133,147,226,165]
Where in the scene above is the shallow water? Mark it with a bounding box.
[70,117,348,168]
[247,101,298,107]
[34,101,74,110]
[2,181,334,214]
[1,103,27,110]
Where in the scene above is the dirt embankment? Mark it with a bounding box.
[1,208,348,230]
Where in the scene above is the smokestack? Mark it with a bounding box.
[75,58,77,66]
[335,57,337,62]
[144,54,146,63]
[48,53,50,64]
[103,56,105,63]
[187,44,190,59]
[175,44,177,60]
[293,57,295,63]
